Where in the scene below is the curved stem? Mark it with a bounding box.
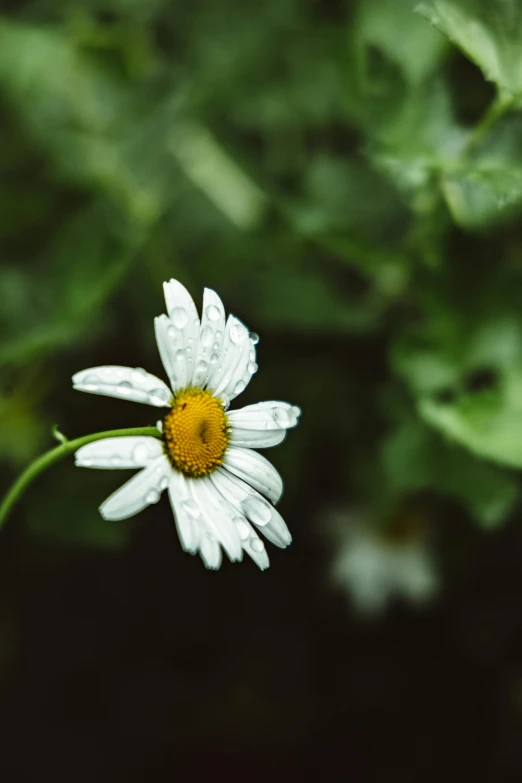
[0,426,162,528]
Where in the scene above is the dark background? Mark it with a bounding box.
[2,0,522,780]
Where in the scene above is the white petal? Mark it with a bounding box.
[167,471,201,554]
[207,315,256,402]
[230,427,286,449]
[191,288,226,389]
[199,534,222,570]
[99,456,171,521]
[154,280,200,392]
[227,401,301,430]
[163,279,200,326]
[242,533,270,570]
[211,469,292,549]
[190,477,243,562]
[73,366,172,407]
[75,436,163,469]
[224,447,283,504]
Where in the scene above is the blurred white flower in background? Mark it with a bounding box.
[328,506,439,615]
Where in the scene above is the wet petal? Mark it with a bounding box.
[224,447,283,503]
[227,401,301,430]
[191,477,243,562]
[229,427,286,449]
[191,288,226,389]
[207,316,256,402]
[73,366,172,407]
[75,436,163,469]
[168,470,201,554]
[211,469,291,549]
[99,456,171,521]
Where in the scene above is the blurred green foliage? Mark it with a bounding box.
[3,0,522,551]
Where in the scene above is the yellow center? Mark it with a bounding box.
[162,388,229,478]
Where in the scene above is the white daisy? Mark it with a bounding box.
[72,279,300,570]
[328,508,439,614]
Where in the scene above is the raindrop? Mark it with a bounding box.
[251,538,265,552]
[234,379,246,395]
[118,381,133,395]
[167,326,177,340]
[82,374,99,391]
[220,394,230,411]
[171,307,188,329]
[145,489,160,504]
[249,349,256,361]
[242,495,272,526]
[234,517,250,540]
[230,323,246,344]
[200,325,213,347]
[176,349,185,362]
[159,476,169,490]
[149,387,170,406]
[272,406,291,427]
[206,304,220,321]
[131,368,148,384]
[210,352,219,365]
[133,443,149,463]
[249,332,259,345]
[248,362,258,374]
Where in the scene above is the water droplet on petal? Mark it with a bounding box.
[272,406,291,427]
[118,381,133,395]
[131,367,148,384]
[220,394,230,411]
[82,373,100,391]
[210,352,219,365]
[206,304,220,321]
[171,307,188,329]
[249,349,256,361]
[251,538,265,552]
[176,349,185,362]
[145,489,160,504]
[249,332,259,345]
[133,443,149,463]
[200,325,213,347]
[234,379,246,395]
[248,362,258,374]
[167,326,177,339]
[242,495,272,526]
[159,476,169,490]
[230,323,246,344]
[234,517,251,540]
[149,387,170,406]
[196,360,208,375]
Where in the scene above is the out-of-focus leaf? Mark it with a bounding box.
[356,0,448,85]
[382,416,519,526]
[416,0,522,97]
[441,116,522,227]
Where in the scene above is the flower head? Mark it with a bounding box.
[73,280,300,570]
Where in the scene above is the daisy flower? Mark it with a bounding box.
[72,280,300,570]
[328,507,439,614]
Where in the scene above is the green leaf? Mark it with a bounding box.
[419,373,522,469]
[357,0,448,86]
[416,0,522,96]
[382,416,518,526]
[441,116,522,227]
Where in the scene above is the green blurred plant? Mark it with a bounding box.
[2,0,522,550]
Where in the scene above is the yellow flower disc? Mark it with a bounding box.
[162,388,229,478]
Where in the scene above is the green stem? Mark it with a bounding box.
[0,426,161,528]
